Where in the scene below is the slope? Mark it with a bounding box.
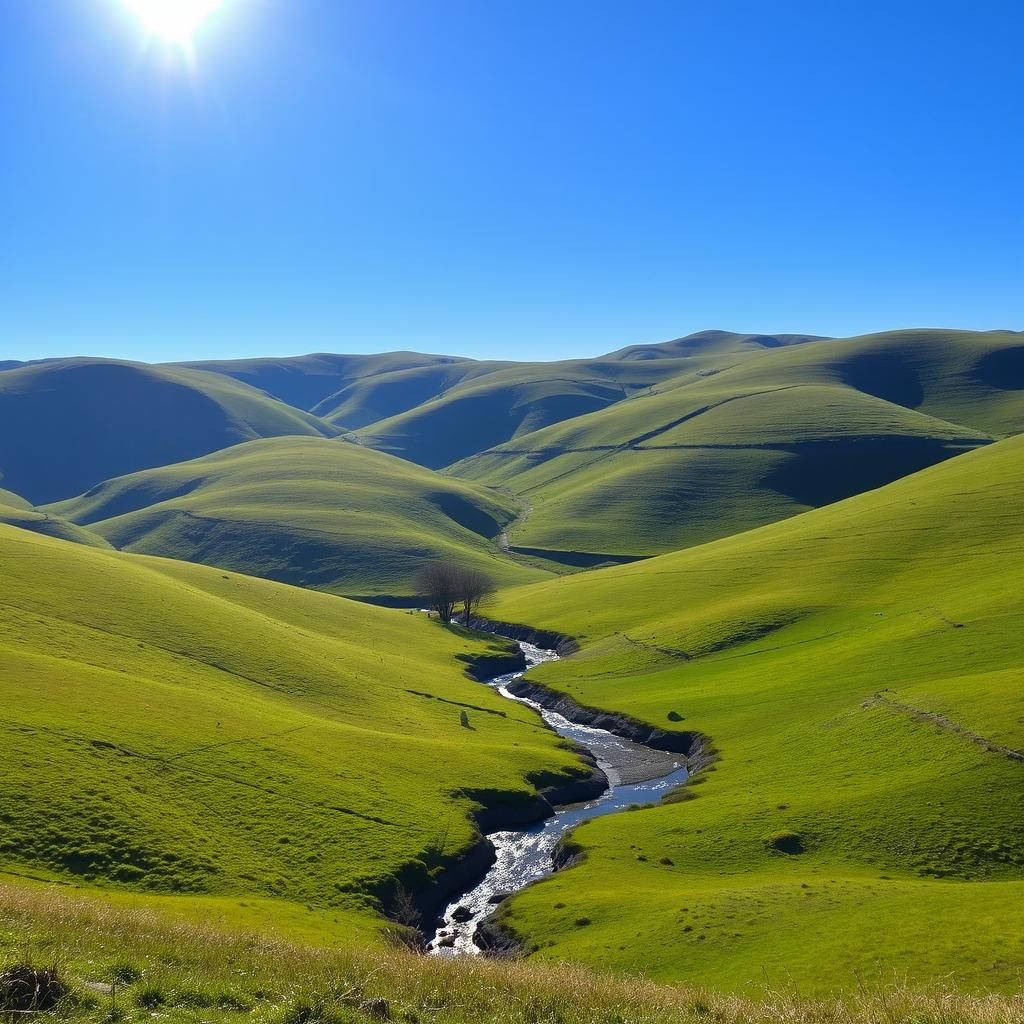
[453,329,1011,561]
[0,523,587,943]
[488,434,1024,991]
[313,359,513,429]
[0,359,337,504]
[0,499,113,549]
[46,436,543,597]
[175,351,480,414]
[355,332,814,469]
[603,329,827,360]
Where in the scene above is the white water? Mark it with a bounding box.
[429,642,688,955]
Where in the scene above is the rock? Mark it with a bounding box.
[359,997,391,1019]
[436,935,456,948]
[451,905,473,923]
[488,891,511,904]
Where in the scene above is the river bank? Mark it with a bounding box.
[428,642,691,955]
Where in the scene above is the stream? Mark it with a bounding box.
[428,641,689,955]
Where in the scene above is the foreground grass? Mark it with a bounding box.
[491,434,1024,991]
[3,883,1022,1024]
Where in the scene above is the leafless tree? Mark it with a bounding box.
[457,567,496,621]
[415,564,496,624]
[414,563,461,623]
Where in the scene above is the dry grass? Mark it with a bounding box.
[1,884,1021,1024]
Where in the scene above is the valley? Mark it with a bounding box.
[1,329,1022,1019]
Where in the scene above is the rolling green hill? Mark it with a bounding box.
[0,499,114,549]
[313,359,513,428]
[452,330,1015,562]
[175,351,476,414]
[602,329,827,360]
[489,433,1024,991]
[0,486,29,508]
[354,333,815,469]
[0,359,337,504]
[0,522,587,943]
[46,436,543,597]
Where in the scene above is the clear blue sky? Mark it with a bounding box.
[1,0,1021,363]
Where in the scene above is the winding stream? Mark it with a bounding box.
[429,642,689,955]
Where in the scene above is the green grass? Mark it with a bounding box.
[0,523,588,942]
[453,329,1017,560]
[46,436,544,597]
[354,337,795,470]
[0,500,113,549]
[0,358,337,504]
[175,351,478,416]
[3,883,1020,1024]
[488,434,1024,992]
[0,487,29,508]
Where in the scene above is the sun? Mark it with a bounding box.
[124,0,224,44]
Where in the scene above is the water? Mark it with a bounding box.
[429,642,688,955]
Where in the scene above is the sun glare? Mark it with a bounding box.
[124,0,223,44]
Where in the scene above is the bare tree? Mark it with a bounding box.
[414,563,461,623]
[415,563,496,624]
[457,567,496,621]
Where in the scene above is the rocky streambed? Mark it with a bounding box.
[429,641,690,955]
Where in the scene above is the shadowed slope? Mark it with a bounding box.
[314,360,514,428]
[0,500,114,549]
[453,330,1011,561]
[354,334,812,469]
[0,524,585,940]
[47,436,543,596]
[489,434,1024,990]
[0,359,337,504]
[175,351,477,413]
[603,329,827,360]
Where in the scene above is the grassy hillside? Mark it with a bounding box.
[0,523,588,944]
[0,486,29,508]
[180,333,821,434]
[314,359,512,428]
[453,330,1013,561]
[0,359,337,504]
[355,336,803,470]
[684,328,1024,437]
[46,436,541,597]
[0,500,113,549]
[603,329,826,360]
[3,884,1019,1024]
[175,351,474,413]
[489,434,1024,992]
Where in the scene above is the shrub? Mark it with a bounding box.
[0,964,68,1013]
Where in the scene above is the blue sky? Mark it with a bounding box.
[1,0,1021,363]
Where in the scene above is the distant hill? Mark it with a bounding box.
[0,486,29,508]
[602,329,827,360]
[491,432,1024,990]
[0,494,112,549]
[313,359,513,428]
[174,351,474,413]
[355,340,786,469]
[47,436,544,597]
[0,358,337,504]
[180,334,823,466]
[0,522,584,940]
[452,329,1015,563]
